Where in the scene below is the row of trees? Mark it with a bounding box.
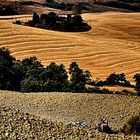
[22,12,91,32]
[91,73,132,87]
[0,47,140,93]
[0,47,91,92]
[0,6,18,16]
[90,73,140,93]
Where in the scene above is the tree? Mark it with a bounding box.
[32,12,40,24]
[71,15,83,27]
[0,47,16,90]
[46,12,57,27]
[0,6,18,16]
[133,73,140,92]
[106,73,130,86]
[21,61,69,92]
[19,57,45,92]
[72,5,81,15]
[20,76,44,92]
[69,62,91,92]
[46,0,54,3]
[44,62,69,92]
[40,14,48,24]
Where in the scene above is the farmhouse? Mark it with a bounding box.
[57,11,75,18]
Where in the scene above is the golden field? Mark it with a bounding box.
[0,12,140,83]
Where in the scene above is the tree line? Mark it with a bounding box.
[0,47,91,92]
[15,12,91,32]
[0,47,140,94]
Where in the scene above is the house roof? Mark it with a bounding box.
[57,11,74,15]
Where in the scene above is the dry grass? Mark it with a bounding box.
[0,12,140,83]
[0,90,140,130]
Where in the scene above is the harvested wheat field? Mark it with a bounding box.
[0,12,140,83]
[0,90,140,130]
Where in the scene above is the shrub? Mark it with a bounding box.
[133,73,140,92]
[122,115,140,135]
[15,20,21,25]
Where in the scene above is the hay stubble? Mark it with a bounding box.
[0,12,140,82]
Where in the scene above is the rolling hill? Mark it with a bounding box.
[0,2,140,139]
[1,90,140,130]
[0,12,140,83]
[0,0,140,14]
[1,104,140,139]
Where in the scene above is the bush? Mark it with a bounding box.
[122,115,140,135]
[15,20,21,25]
[133,73,140,92]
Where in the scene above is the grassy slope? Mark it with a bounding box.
[0,90,140,130]
[0,12,140,83]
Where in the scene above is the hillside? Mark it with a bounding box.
[0,0,60,15]
[0,12,140,83]
[1,106,140,140]
[1,90,140,130]
[0,0,140,14]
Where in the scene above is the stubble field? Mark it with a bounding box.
[0,12,140,83]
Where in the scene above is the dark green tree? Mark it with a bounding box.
[44,62,69,92]
[71,15,83,27]
[106,73,118,85]
[47,12,57,27]
[20,61,69,92]
[69,62,91,92]
[19,57,45,92]
[46,0,54,3]
[0,47,16,90]
[133,73,140,92]
[106,73,130,86]
[72,5,81,15]
[40,14,48,24]
[32,12,40,24]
